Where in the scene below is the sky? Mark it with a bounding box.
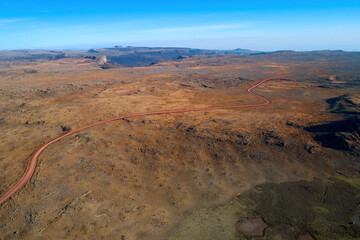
[0,0,359,51]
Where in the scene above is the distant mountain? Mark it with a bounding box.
[0,47,261,67]
[0,47,358,67]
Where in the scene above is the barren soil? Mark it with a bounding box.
[0,53,359,239]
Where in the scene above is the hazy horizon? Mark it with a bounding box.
[1,44,358,53]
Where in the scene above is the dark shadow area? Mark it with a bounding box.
[326,94,360,115]
[305,116,360,152]
[304,116,360,133]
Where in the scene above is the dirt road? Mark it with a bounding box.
[0,77,277,205]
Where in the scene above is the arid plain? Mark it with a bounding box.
[0,50,360,239]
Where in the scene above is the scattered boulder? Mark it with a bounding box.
[84,56,96,60]
[304,143,319,153]
[263,131,285,147]
[286,120,302,128]
[186,127,196,133]
[235,131,253,145]
[235,217,268,237]
[38,88,51,97]
[61,125,71,132]
[75,133,90,143]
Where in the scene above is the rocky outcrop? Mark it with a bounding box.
[96,55,107,65]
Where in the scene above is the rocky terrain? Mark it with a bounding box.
[0,50,359,239]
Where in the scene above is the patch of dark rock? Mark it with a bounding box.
[186,127,196,133]
[61,125,71,132]
[179,83,192,88]
[75,133,90,143]
[236,132,252,145]
[304,144,318,153]
[0,118,5,126]
[36,120,45,125]
[336,171,349,178]
[38,88,52,97]
[216,138,226,142]
[286,120,302,128]
[263,131,285,147]
[318,85,332,88]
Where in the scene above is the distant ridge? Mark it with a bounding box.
[0,46,358,67]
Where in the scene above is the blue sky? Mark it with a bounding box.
[0,0,359,51]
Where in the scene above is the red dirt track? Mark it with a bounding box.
[0,77,277,205]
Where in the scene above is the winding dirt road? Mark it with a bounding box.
[0,77,278,205]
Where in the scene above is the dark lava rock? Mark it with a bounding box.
[38,88,52,97]
[61,125,71,132]
[186,127,196,133]
[286,120,302,128]
[263,131,285,147]
[235,132,253,145]
[304,144,318,153]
